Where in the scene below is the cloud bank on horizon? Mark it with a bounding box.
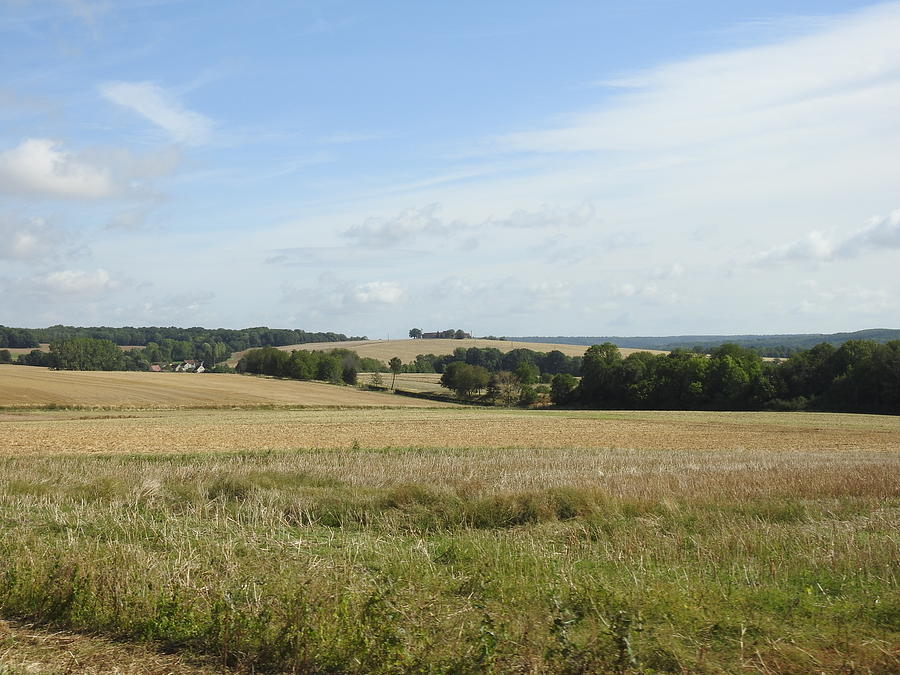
[1,0,898,337]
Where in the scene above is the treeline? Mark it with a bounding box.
[236,347,386,385]
[512,328,900,358]
[563,340,900,414]
[402,347,581,377]
[0,326,39,349]
[2,325,363,351]
[8,339,162,371]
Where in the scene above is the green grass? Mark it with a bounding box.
[0,450,897,673]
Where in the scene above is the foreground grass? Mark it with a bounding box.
[0,444,897,673]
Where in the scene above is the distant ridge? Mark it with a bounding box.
[509,329,900,357]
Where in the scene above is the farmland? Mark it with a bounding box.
[0,365,454,409]
[1,381,898,672]
[227,337,666,366]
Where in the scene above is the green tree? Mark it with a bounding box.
[389,356,402,389]
[409,328,423,339]
[550,373,577,405]
[0,349,11,364]
[441,362,489,398]
[50,338,125,371]
[513,361,539,385]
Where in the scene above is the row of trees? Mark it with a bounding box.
[401,347,581,377]
[408,328,471,339]
[439,361,547,405]
[236,347,385,385]
[567,341,900,414]
[9,325,362,352]
[8,339,160,371]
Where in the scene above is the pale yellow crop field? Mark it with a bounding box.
[0,365,456,409]
[363,371,446,392]
[227,338,666,366]
[4,406,900,460]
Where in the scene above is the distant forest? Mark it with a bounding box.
[513,328,900,357]
[0,325,363,351]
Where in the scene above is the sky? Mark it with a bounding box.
[1,0,899,338]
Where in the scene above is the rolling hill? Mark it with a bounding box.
[227,338,666,367]
[0,365,457,408]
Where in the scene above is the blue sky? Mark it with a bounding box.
[2,0,899,337]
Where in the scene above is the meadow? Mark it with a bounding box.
[0,376,897,672]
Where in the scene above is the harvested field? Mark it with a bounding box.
[0,365,456,409]
[364,371,446,393]
[0,408,897,673]
[1,405,897,672]
[4,407,900,457]
[227,337,665,366]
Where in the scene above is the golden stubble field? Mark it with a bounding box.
[4,405,899,466]
[0,365,455,409]
[226,337,666,366]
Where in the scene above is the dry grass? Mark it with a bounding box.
[227,338,665,366]
[0,618,217,674]
[0,365,457,409]
[4,407,899,457]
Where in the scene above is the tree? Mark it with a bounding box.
[513,361,539,385]
[441,362,489,398]
[493,371,521,406]
[551,373,577,405]
[0,349,11,364]
[50,338,125,371]
[409,328,423,339]
[389,357,402,389]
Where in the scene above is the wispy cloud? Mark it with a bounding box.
[495,3,900,156]
[99,81,214,145]
[343,202,600,247]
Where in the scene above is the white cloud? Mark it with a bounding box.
[352,281,404,305]
[751,230,836,265]
[837,209,900,257]
[343,202,600,247]
[282,275,406,316]
[99,81,213,145]
[37,268,118,294]
[751,209,900,265]
[0,138,113,198]
[0,216,63,261]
